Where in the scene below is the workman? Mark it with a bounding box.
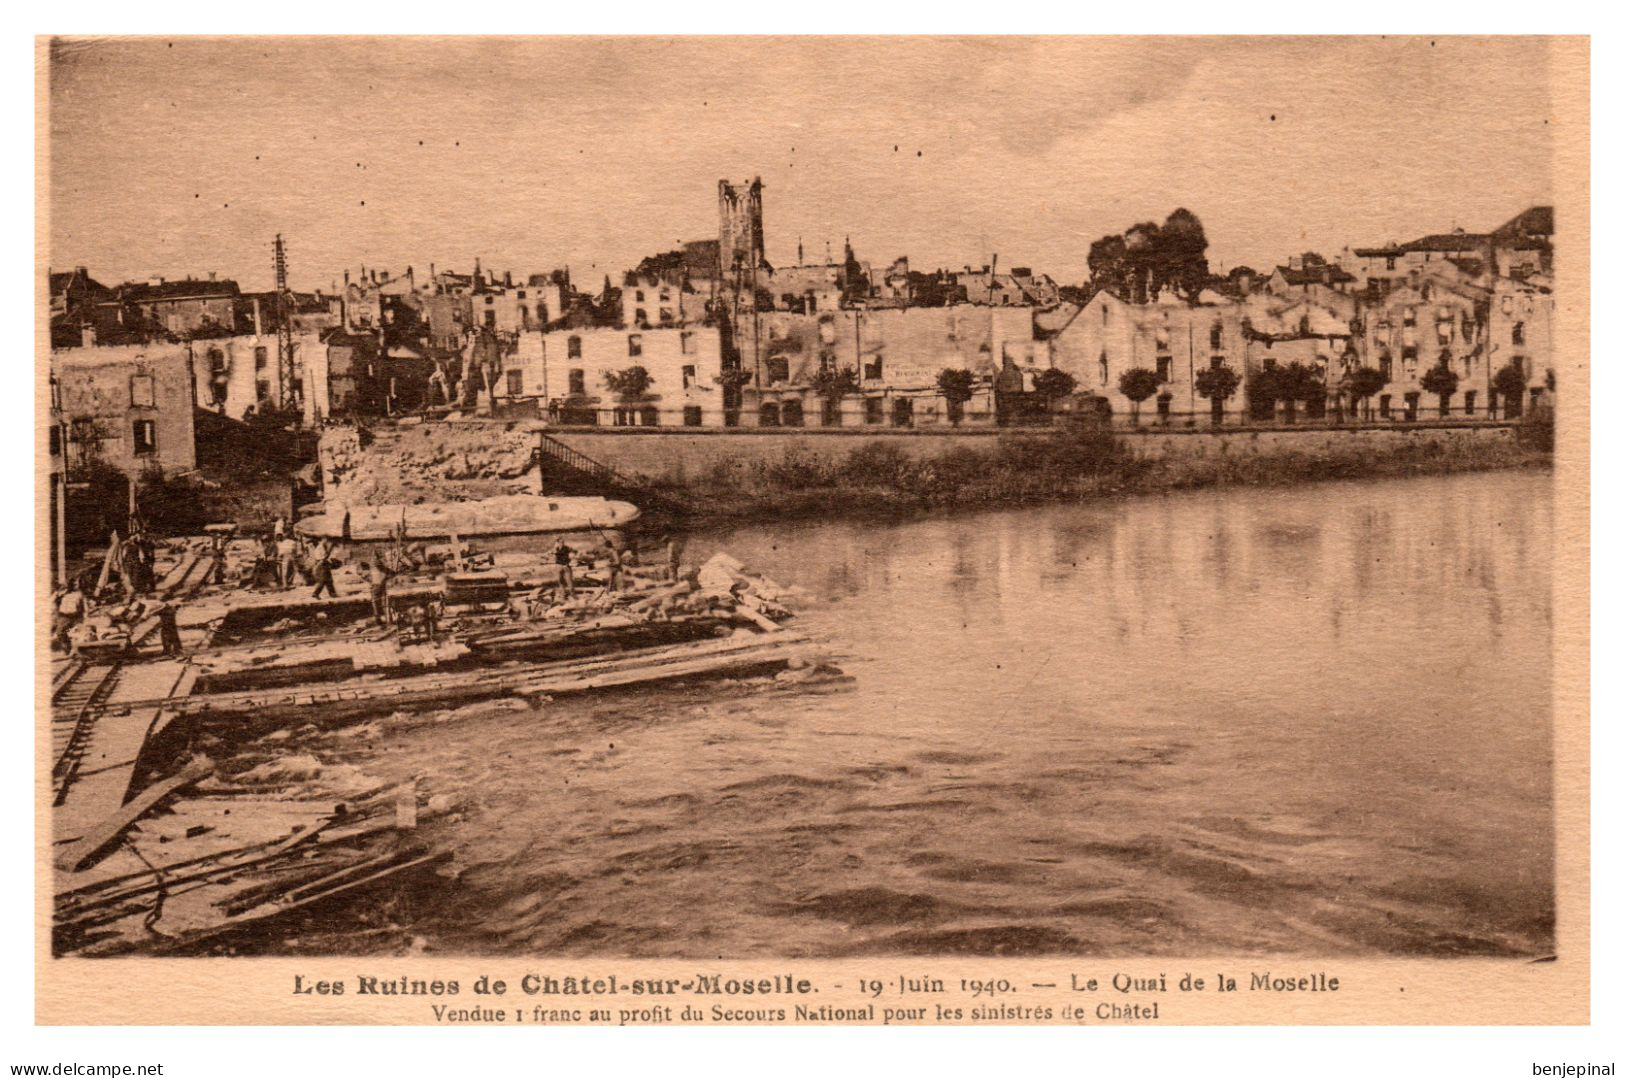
[276,534,299,590]
[311,551,338,599]
[208,532,229,585]
[363,560,391,625]
[552,539,576,598]
[53,581,87,652]
[666,537,684,582]
[150,599,183,657]
[257,534,279,588]
[128,532,156,596]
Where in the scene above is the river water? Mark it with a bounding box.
[300,470,1554,958]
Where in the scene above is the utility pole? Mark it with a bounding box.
[751,255,762,389]
[1188,320,1196,418]
[273,234,296,413]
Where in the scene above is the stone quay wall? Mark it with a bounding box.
[316,419,1524,505]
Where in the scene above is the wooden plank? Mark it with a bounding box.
[515,645,807,697]
[54,758,214,873]
[57,814,356,907]
[157,552,204,597]
[160,798,358,816]
[150,850,451,954]
[158,632,807,719]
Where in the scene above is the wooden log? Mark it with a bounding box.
[161,798,366,817]
[626,581,695,612]
[275,851,410,905]
[731,604,781,633]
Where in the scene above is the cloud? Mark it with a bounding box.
[46,37,1556,291]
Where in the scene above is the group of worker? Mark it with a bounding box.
[51,575,183,657]
[543,534,683,602]
[51,525,162,653]
[57,520,691,652]
[245,519,343,598]
[547,536,640,597]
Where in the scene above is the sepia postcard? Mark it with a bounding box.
[34,34,1590,1027]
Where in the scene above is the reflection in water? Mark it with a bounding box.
[321,471,1554,957]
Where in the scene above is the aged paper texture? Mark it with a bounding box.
[35,35,1590,1026]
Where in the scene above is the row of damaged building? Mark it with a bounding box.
[49,256,1552,495]
[49,268,343,349]
[1046,259,1555,425]
[478,266,1552,429]
[47,190,1559,461]
[485,182,1554,429]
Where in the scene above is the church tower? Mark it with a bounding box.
[718,177,766,276]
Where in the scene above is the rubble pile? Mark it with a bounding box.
[318,421,541,508]
[54,761,455,957]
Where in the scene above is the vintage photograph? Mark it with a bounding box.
[41,36,1567,972]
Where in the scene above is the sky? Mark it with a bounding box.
[46,36,1556,293]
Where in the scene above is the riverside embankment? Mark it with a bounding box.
[315,418,1551,526]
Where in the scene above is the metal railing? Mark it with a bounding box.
[533,433,693,512]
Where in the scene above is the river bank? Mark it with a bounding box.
[299,416,1554,537]
[644,421,1554,527]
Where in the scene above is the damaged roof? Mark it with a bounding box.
[1274,264,1355,286]
[1495,205,1554,239]
[114,277,242,302]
